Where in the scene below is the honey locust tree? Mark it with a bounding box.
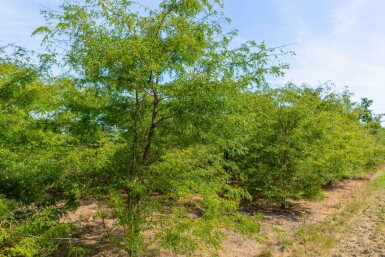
[231,84,383,208]
[0,46,72,206]
[0,46,77,256]
[35,0,288,255]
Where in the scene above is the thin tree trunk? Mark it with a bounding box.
[142,91,158,164]
[130,89,140,178]
[142,72,159,165]
[127,90,141,257]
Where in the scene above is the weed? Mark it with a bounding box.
[369,168,385,190]
[257,248,272,257]
[68,246,89,257]
[272,226,291,249]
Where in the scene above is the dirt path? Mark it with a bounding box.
[330,183,385,256]
[217,169,385,257]
[217,172,377,257]
[59,167,385,257]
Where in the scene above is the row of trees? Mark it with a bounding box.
[1,0,384,256]
[231,85,384,208]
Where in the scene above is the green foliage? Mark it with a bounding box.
[369,167,385,190]
[68,246,89,257]
[0,47,75,256]
[148,147,256,255]
[33,0,288,255]
[230,84,385,207]
[0,197,72,257]
[232,213,264,240]
[0,0,384,256]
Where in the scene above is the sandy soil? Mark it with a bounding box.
[220,173,376,257]
[59,170,381,257]
[330,188,385,256]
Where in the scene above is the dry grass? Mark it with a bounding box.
[283,166,385,257]
[56,166,385,257]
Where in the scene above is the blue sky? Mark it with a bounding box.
[1,0,384,115]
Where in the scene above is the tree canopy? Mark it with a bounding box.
[0,1,384,256]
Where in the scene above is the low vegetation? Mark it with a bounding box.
[0,0,384,256]
[275,166,385,257]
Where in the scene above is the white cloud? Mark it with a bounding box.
[331,0,370,35]
[0,0,384,115]
[271,0,385,115]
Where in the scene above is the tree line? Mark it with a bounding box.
[0,0,384,256]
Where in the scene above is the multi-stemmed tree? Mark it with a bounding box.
[34,0,288,255]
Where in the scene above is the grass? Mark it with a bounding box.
[369,168,385,190]
[284,166,385,257]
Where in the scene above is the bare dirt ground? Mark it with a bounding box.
[59,168,384,257]
[224,172,378,257]
[330,183,385,257]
